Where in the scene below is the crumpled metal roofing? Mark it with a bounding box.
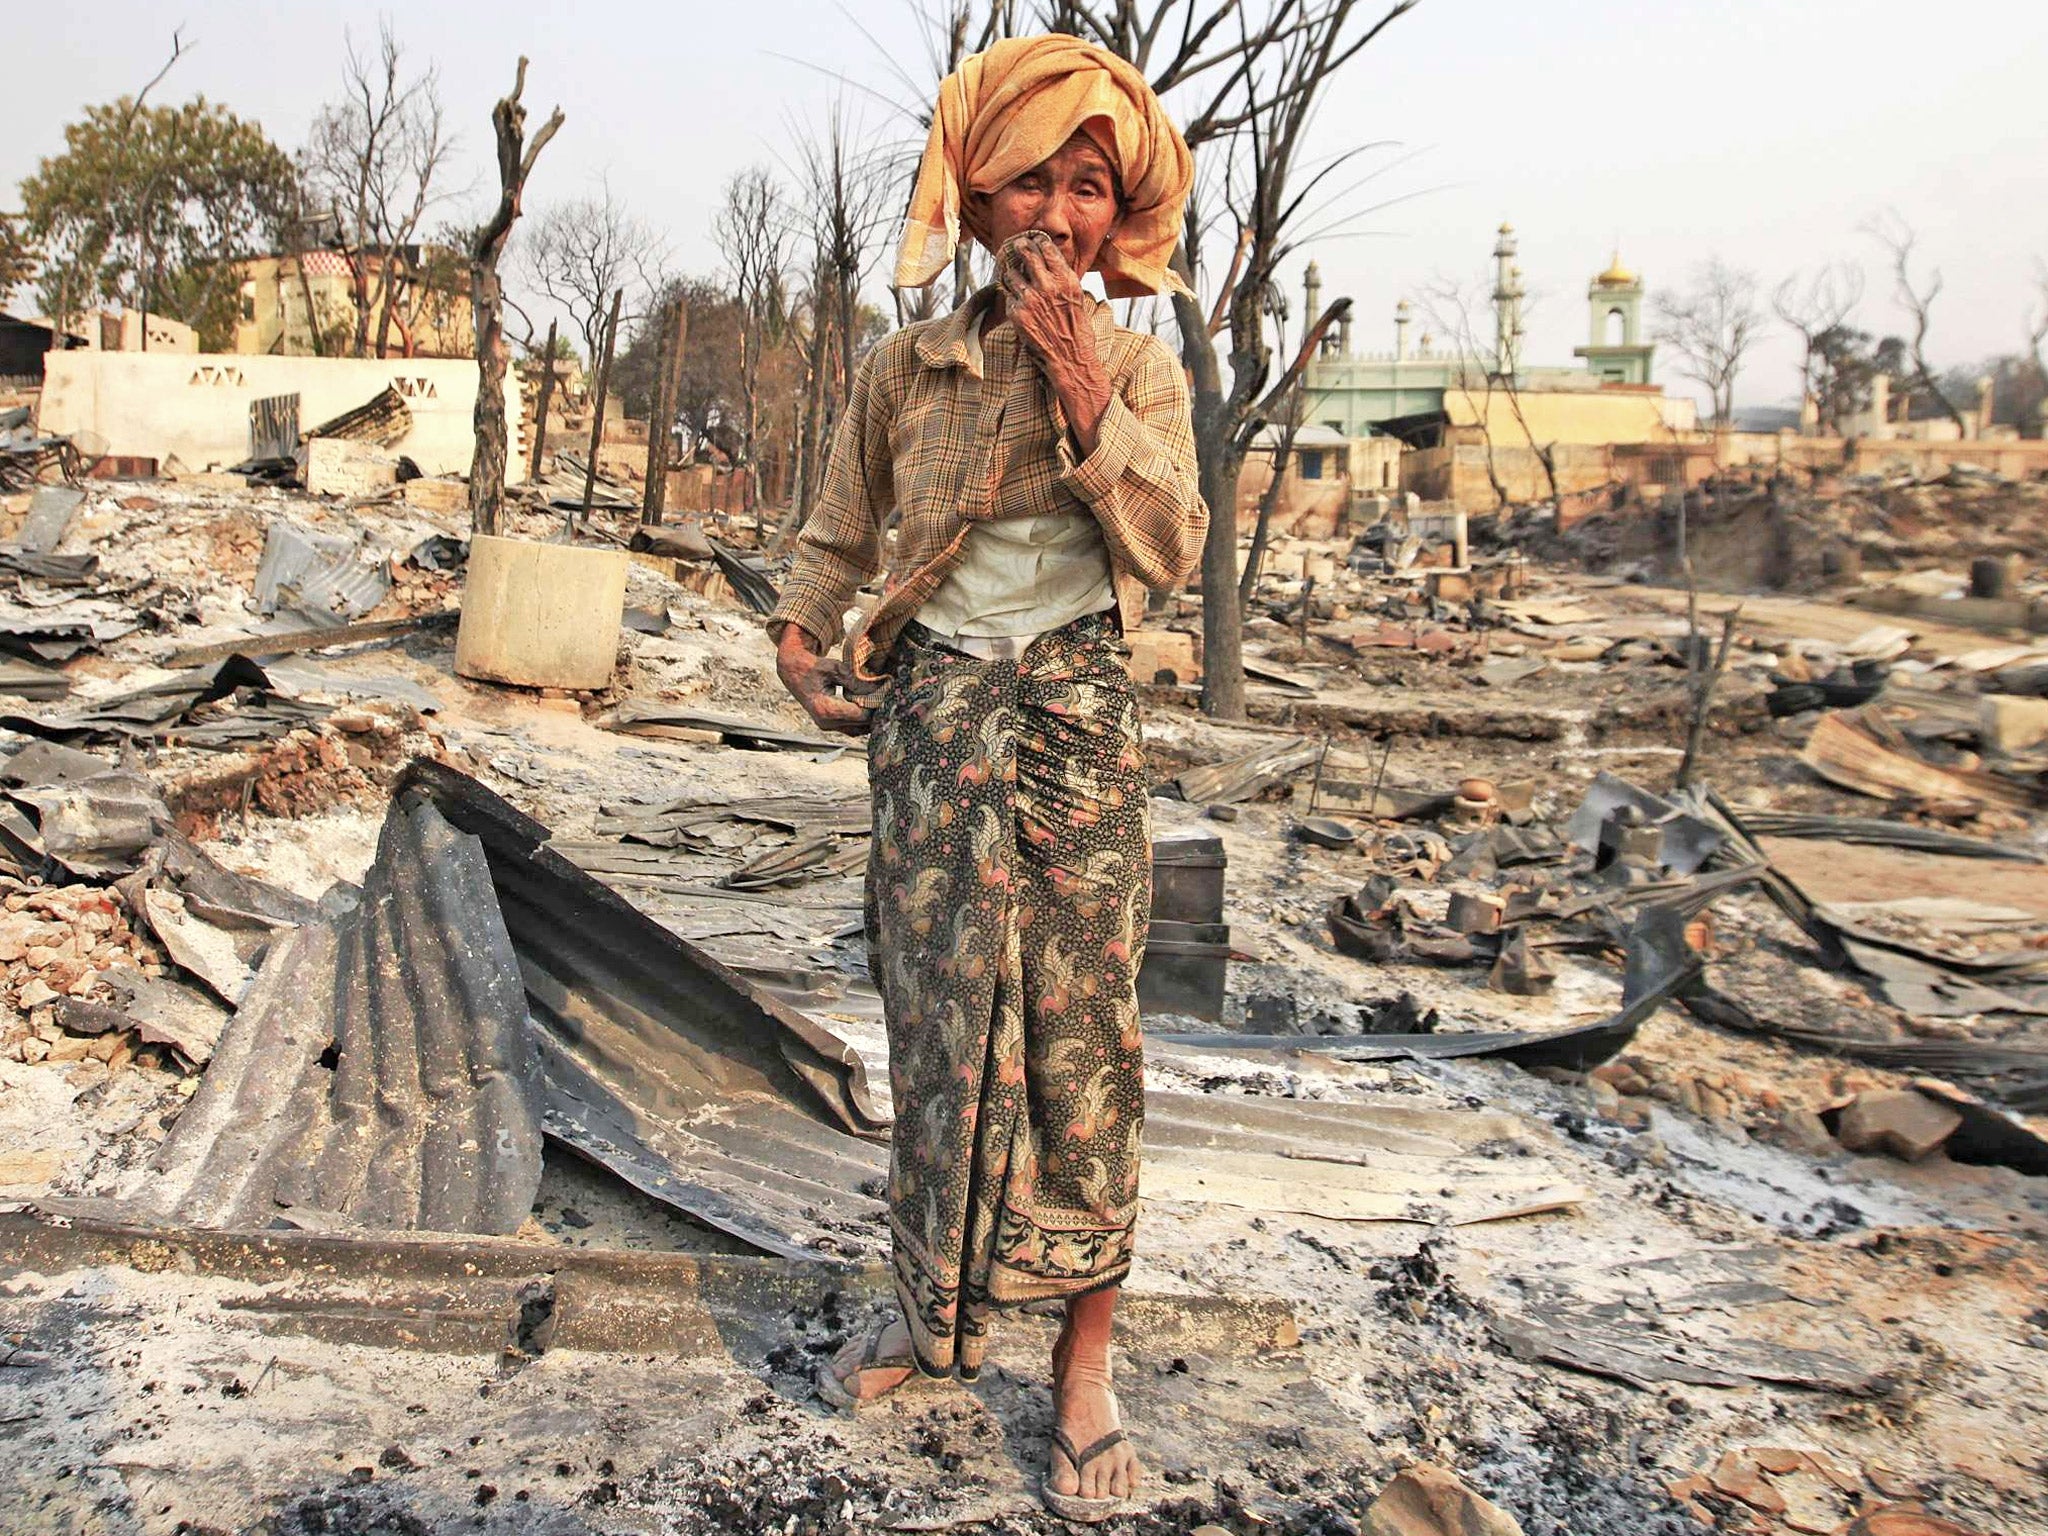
[151,789,544,1234]
[149,762,891,1256]
[254,520,392,630]
[414,760,890,1260]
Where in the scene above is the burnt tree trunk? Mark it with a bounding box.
[468,58,563,537]
[373,250,399,358]
[579,287,623,527]
[643,298,689,527]
[1176,281,1245,720]
[1240,403,1302,611]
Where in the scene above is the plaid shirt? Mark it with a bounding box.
[769,287,1207,683]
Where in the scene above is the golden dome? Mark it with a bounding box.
[1596,251,1637,286]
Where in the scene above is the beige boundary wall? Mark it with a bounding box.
[38,352,525,483]
[1718,431,2048,481]
[1402,440,1622,509]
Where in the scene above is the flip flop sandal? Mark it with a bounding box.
[815,1326,923,1413]
[1041,1423,1144,1523]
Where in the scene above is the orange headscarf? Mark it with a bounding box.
[894,35,1194,301]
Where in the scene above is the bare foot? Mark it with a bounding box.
[826,1316,917,1405]
[1048,1317,1142,1502]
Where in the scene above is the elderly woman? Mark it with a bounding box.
[767,35,1204,1522]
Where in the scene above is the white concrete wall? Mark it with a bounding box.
[38,352,524,483]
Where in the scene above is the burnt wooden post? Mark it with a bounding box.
[528,318,558,482]
[468,58,563,537]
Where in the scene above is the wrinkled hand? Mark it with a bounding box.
[997,232,1112,449]
[776,626,876,736]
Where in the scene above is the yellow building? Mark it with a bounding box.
[1441,380,1696,448]
[231,246,474,359]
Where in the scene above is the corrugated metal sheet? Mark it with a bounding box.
[413,761,893,1262]
[146,761,1597,1255]
[149,763,892,1257]
[254,521,392,629]
[17,486,84,554]
[303,383,411,446]
[248,393,300,462]
[151,791,544,1233]
[0,655,277,742]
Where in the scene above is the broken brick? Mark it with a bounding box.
[1834,1090,1963,1163]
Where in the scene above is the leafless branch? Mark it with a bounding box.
[1654,258,1767,428]
[304,21,463,356]
[1418,274,1511,508]
[715,167,795,467]
[521,175,669,363]
[1773,261,1865,433]
[127,27,192,120]
[1863,210,1967,435]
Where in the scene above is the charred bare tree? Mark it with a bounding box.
[1865,212,1967,437]
[642,295,689,526]
[795,102,898,466]
[1773,262,1863,432]
[1239,383,1302,609]
[788,101,897,528]
[712,168,792,485]
[529,318,558,479]
[1045,0,1419,719]
[579,287,623,526]
[304,21,457,358]
[524,177,667,366]
[1420,271,1561,506]
[781,256,838,551]
[1773,262,1873,436]
[282,184,330,357]
[468,58,563,538]
[1654,259,1766,430]
[1418,278,1511,509]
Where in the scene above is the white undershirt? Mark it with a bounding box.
[918,513,1117,638]
[915,298,1117,641]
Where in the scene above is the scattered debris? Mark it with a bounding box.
[0,459,2041,1534]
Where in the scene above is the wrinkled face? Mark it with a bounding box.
[976,132,1126,279]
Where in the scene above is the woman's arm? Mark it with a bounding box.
[768,346,896,734]
[1055,334,1207,591]
[1003,248,1207,591]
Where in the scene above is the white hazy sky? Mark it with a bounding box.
[7,1,2046,410]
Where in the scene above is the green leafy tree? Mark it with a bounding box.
[21,95,296,349]
[0,214,37,307]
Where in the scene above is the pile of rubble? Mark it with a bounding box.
[0,460,2043,1535]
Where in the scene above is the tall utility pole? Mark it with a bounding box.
[577,287,622,530]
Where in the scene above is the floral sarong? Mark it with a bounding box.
[864,611,1150,1377]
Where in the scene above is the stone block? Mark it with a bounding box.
[1834,1088,1962,1162]
[400,477,471,515]
[455,534,629,690]
[305,438,401,498]
[1362,1465,1523,1536]
[1125,628,1199,686]
[1981,694,2048,755]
